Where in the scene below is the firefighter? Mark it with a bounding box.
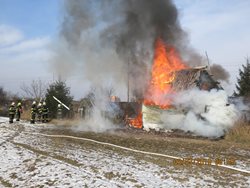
[42,102,49,123]
[57,104,62,120]
[15,102,23,121]
[9,102,16,124]
[30,101,37,124]
[37,102,43,122]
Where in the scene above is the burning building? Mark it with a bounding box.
[128,38,223,131]
[54,0,239,137]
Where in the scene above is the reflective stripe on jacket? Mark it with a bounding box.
[9,106,16,115]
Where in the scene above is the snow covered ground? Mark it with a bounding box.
[0,117,249,187]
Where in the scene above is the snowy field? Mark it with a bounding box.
[0,117,249,187]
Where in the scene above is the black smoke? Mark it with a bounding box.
[52,0,204,99]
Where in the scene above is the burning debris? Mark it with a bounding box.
[127,38,238,138]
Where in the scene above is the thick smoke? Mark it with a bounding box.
[53,0,227,133]
[210,64,230,82]
[143,89,240,138]
[52,0,204,98]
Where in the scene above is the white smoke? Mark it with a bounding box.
[143,89,241,137]
[75,86,117,132]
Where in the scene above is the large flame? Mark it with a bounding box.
[128,38,187,128]
[144,38,187,108]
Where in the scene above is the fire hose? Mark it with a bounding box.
[22,131,250,175]
[53,96,70,110]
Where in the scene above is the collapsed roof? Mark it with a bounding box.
[171,66,222,92]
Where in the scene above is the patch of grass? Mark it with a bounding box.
[89,166,99,174]
[27,164,36,172]
[171,176,189,183]
[0,176,13,187]
[45,179,56,186]
[12,141,82,167]
[124,178,138,183]
[21,110,30,121]
[225,120,250,143]
[10,173,17,179]
[104,172,118,180]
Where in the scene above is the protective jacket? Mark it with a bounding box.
[9,104,16,123]
[16,103,22,121]
[30,103,37,124]
[42,105,49,122]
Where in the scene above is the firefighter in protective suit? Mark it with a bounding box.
[42,102,49,123]
[57,104,63,120]
[9,102,16,123]
[16,102,23,121]
[30,101,37,124]
[37,102,43,122]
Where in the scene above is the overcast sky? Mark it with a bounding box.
[0,0,249,99]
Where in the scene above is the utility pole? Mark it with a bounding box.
[127,59,130,102]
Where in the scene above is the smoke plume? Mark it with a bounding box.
[210,64,230,82]
[52,0,204,99]
[143,89,240,138]
[52,0,237,134]
[75,86,117,132]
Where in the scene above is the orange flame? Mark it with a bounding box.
[128,37,187,128]
[127,112,142,129]
[144,38,187,108]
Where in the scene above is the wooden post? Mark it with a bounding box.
[205,51,210,72]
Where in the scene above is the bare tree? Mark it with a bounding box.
[104,85,115,99]
[20,79,47,100]
[83,85,116,106]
